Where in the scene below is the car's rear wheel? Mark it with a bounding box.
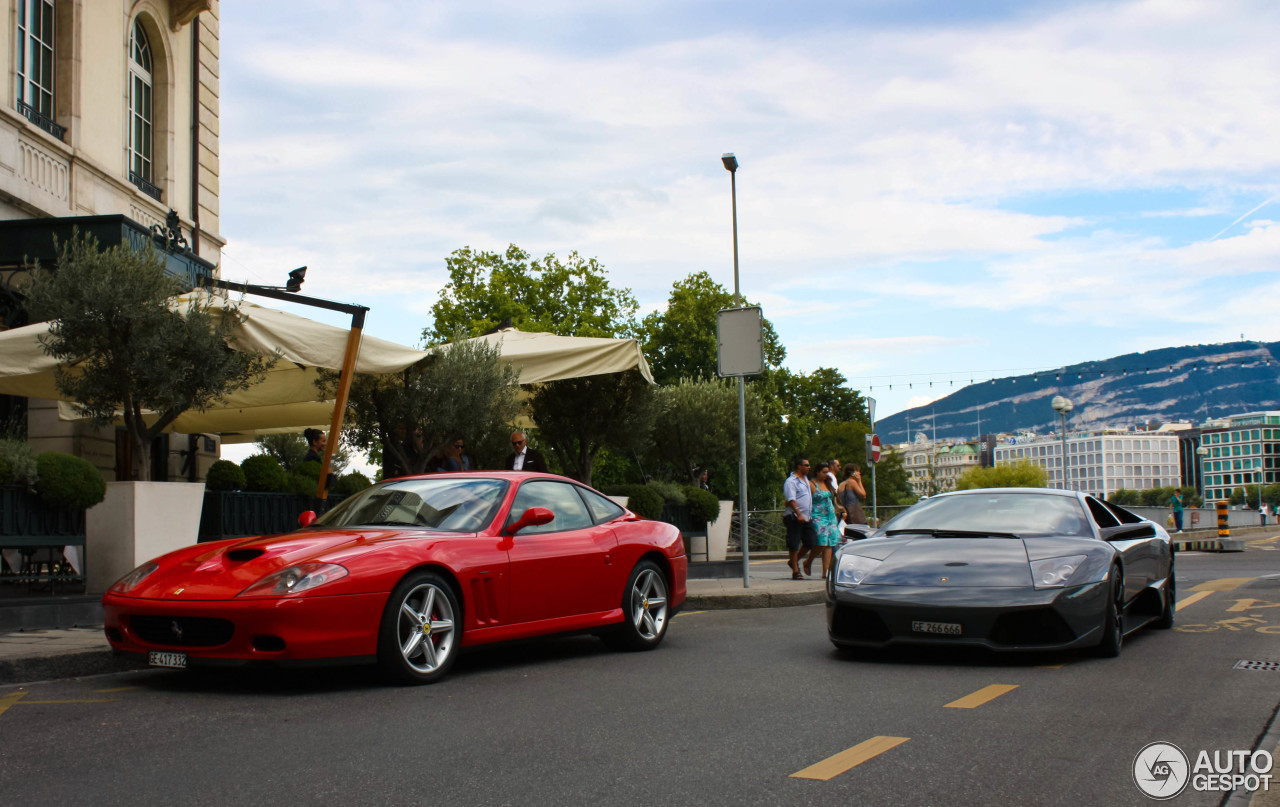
[602,560,669,651]
[378,570,460,685]
[1155,561,1176,630]
[1093,568,1124,658]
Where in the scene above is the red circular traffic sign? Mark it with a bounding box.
[870,434,882,463]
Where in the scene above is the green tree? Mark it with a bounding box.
[639,272,785,385]
[776,367,866,424]
[862,451,917,508]
[24,234,274,480]
[331,336,520,476]
[255,432,350,474]
[955,461,1048,490]
[648,377,767,485]
[1229,486,1246,505]
[1108,488,1139,505]
[425,245,638,343]
[529,370,655,486]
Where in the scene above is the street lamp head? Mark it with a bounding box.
[285,266,307,293]
[1051,395,1073,414]
[721,153,738,172]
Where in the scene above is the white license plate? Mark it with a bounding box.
[148,651,187,669]
[912,620,962,636]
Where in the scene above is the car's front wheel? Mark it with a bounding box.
[602,560,669,651]
[378,570,461,685]
[1093,569,1124,658]
[1154,562,1176,630]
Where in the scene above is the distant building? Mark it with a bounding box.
[992,428,1182,499]
[893,434,982,497]
[1197,411,1280,502]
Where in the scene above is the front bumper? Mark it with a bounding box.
[102,590,388,664]
[825,579,1109,652]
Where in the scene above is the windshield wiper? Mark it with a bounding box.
[885,528,1022,539]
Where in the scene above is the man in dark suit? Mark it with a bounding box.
[505,431,548,473]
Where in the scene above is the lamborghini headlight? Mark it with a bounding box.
[238,563,348,597]
[1029,554,1088,590]
[835,554,882,587]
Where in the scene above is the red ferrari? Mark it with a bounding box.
[102,472,688,684]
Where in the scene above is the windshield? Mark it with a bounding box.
[884,491,1093,538]
[312,477,509,532]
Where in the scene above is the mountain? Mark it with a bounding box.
[875,341,1280,443]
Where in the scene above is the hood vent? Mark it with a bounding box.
[226,548,265,562]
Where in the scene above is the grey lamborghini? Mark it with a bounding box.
[826,488,1175,656]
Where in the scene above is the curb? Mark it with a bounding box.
[0,649,138,686]
[685,588,826,611]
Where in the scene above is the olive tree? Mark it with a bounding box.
[24,234,274,480]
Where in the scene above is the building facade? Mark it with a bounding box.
[1197,411,1280,503]
[894,435,982,497]
[992,428,1183,499]
[2,0,222,480]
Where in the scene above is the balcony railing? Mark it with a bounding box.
[129,170,163,202]
[16,100,66,142]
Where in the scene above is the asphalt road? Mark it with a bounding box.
[2,539,1278,807]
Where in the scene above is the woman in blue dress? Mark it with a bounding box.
[805,461,844,577]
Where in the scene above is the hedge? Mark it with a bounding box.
[34,451,107,510]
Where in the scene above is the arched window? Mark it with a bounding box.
[127,18,159,199]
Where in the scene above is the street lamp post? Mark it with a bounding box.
[1196,445,1209,501]
[1051,395,1074,491]
[722,153,751,588]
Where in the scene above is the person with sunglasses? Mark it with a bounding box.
[504,431,548,473]
[439,437,471,472]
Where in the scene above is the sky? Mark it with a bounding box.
[214,0,1280,429]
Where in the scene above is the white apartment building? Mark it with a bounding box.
[992,429,1181,498]
[1198,411,1280,503]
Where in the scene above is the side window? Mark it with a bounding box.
[577,486,625,524]
[1085,497,1119,529]
[509,481,594,534]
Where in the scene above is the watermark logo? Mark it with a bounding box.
[1133,743,1274,799]
[1133,742,1189,800]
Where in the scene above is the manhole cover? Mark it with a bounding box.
[1233,660,1280,671]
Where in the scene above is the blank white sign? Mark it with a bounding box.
[717,306,764,377]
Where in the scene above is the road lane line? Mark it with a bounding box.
[0,691,27,717]
[1191,578,1254,592]
[1176,591,1214,610]
[1035,663,1067,669]
[790,736,910,781]
[944,684,1019,709]
[94,686,138,693]
[18,699,119,704]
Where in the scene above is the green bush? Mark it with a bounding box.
[241,454,287,492]
[0,457,10,486]
[0,438,38,486]
[285,470,320,495]
[646,480,686,504]
[204,460,246,492]
[602,484,664,519]
[292,460,323,480]
[332,471,373,496]
[682,485,721,523]
[34,452,106,510]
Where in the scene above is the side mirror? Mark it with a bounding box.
[298,510,318,527]
[507,506,554,535]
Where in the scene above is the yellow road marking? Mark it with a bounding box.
[1192,578,1253,592]
[17,699,120,704]
[672,610,705,619]
[1176,591,1214,610]
[1035,663,1067,669]
[790,736,910,781]
[94,686,138,693]
[944,684,1019,709]
[750,559,787,565]
[0,691,27,717]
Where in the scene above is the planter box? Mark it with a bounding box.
[688,500,734,562]
[86,482,205,593]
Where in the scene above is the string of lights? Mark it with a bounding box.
[857,356,1277,392]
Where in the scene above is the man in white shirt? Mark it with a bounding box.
[782,456,817,578]
[504,431,548,473]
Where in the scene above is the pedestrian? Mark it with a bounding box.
[1261,502,1269,527]
[782,455,817,580]
[439,438,471,472]
[825,459,840,493]
[838,463,870,538]
[807,461,844,577]
[1170,489,1184,533]
[505,431,549,473]
[303,428,326,464]
[695,467,712,491]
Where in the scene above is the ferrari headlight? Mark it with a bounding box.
[109,561,160,593]
[1029,555,1088,590]
[238,563,348,597]
[835,554,882,587]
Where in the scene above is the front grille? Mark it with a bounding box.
[129,615,234,647]
[988,608,1076,646]
[830,605,892,643]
